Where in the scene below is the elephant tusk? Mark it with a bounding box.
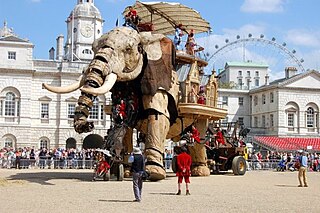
[42,75,84,94]
[80,73,117,96]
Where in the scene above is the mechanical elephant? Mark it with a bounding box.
[43,27,182,181]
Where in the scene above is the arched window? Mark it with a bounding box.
[5,92,16,116]
[306,107,315,128]
[4,137,13,148]
[1,91,20,117]
[40,138,48,149]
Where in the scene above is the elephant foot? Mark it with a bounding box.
[191,165,210,176]
[145,164,166,181]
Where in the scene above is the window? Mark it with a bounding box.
[90,98,99,120]
[270,92,274,103]
[238,97,244,106]
[255,71,259,77]
[306,107,314,128]
[4,138,13,148]
[40,138,48,149]
[222,96,228,105]
[68,104,76,118]
[254,96,258,106]
[246,79,251,89]
[288,113,294,127]
[254,116,258,127]
[238,70,242,76]
[100,104,104,120]
[238,78,243,87]
[5,92,16,116]
[41,103,49,119]
[8,51,16,60]
[262,115,266,128]
[270,114,274,127]
[255,79,259,86]
[246,71,250,77]
[262,94,266,104]
[82,49,92,54]
[238,117,244,125]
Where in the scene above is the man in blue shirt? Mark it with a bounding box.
[129,147,145,202]
[298,151,308,187]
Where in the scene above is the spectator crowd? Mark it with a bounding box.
[0,147,97,169]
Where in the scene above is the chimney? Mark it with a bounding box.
[265,74,269,85]
[56,34,64,61]
[285,67,297,79]
[49,47,55,60]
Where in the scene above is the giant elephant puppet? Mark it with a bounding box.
[42,27,208,181]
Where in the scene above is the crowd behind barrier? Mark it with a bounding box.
[0,147,97,170]
[1,147,320,172]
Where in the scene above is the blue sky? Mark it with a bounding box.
[1,0,320,80]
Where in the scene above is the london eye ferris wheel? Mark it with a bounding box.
[198,33,305,81]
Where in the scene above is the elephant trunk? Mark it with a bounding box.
[74,48,115,133]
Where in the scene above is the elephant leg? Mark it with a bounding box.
[188,143,210,176]
[122,128,133,178]
[145,113,170,181]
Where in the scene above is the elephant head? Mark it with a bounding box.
[42,27,177,134]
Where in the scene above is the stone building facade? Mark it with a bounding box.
[0,0,111,149]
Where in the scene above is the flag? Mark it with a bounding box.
[115,18,119,27]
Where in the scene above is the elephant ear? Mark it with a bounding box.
[140,34,174,96]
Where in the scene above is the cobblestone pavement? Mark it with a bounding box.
[0,169,319,213]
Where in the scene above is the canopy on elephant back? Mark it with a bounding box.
[123,1,211,35]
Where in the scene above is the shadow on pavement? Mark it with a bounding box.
[7,171,107,185]
[149,192,176,195]
[275,184,299,188]
[98,199,135,203]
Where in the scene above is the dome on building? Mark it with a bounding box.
[72,2,102,19]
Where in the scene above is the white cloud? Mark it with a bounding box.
[240,0,286,13]
[300,49,320,71]
[222,24,266,38]
[284,29,320,48]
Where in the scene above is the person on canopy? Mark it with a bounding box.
[174,24,184,50]
[123,6,140,30]
[185,29,196,55]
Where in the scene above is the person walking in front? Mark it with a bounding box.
[176,146,192,195]
[129,147,145,202]
[298,151,308,187]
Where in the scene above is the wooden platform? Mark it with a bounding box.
[178,103,227,120]
[175,50,208,67]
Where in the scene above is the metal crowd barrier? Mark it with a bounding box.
[0,158,305,171]
[0,159,96,169]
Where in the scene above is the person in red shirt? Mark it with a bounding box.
[117,99,126,123]
[124,6,140,29]
[197,86,206,104]
[176,146,192,195]
[214,127,225,148]
[190,125,201,144]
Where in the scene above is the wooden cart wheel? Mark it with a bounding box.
[232,156,246,175]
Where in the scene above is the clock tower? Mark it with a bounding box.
[65,0,103,62]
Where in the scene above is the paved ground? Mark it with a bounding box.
[0,169,319,213]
